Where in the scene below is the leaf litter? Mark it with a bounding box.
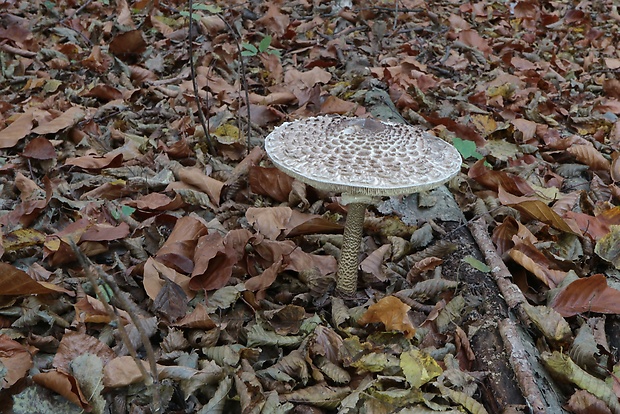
[1,0,620,413]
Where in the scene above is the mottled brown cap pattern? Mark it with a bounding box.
[265,115,462,196]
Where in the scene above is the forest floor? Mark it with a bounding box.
[2,0,620,413]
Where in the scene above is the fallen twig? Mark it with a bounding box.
[468,217,529,322]
[70,242,163,413]
[499,318,547,414]
[188,0,216,156]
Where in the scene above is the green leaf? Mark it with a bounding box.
[267,49,281,57]
[258,35,272,53]
[462,255,490,272]
[241,43,258,56]
[190,3,221,13]
[453,137,483,160]
[179,10,201,21]
[121,205,136,216]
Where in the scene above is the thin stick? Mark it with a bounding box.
[216,15,252,152]
[188,0,216,156]
[70,242,162,413]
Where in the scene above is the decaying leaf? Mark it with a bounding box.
[400,349,442,388]
[542,351,620,413]
[522,302,572,345]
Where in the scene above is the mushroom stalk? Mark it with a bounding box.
[336,202,367,294]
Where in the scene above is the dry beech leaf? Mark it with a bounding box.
[566,145,611,171]
[103,356,163,388]
[263,304,306,335]
[173,303,216,329]
[280,383,350,409]
[80,222,130,242]
[567,390,613,414]
[0,335,33,389]
[246,206,293,240]
[286,248,337,276]
[0,109,34,148]
[130,65,157,83]
[177,167,224,207]
[320,95,357,114]
[33,370,89,409]
[595,225,620,268]
[492,217,519,256]
[109,30,146,60]
[542,351,620,413]
[64,152,123,170]
[2,228,46,252]
[499,186,577,234]
[400,349,442,388]
[311,324,345,363]
[468,158,534,195]
[511,118,538,140]
[83,84,123,101]
[0,262,66,295]
[358,296,416,339]
[565,211,612,241]
[509,239,566,288]
[15,171,43,200]
[52,331,115,373]
[155,216,208,273]
[249,166,294,202]
[126,192,185,211]
[359,244,391,281]
[143,257,193,301]
[245,258,284,300]
[32,106,84,134]
[551,274,620,317]
[190,229,252,291]
[22,136,56,159]
[285,210,342,237]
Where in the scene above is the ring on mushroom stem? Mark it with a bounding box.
[264,115,462,296]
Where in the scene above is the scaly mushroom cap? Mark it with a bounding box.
[264,115,462,196]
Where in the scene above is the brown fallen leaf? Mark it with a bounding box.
[566,144,611,171]
[249,166,294,202]
[64,152,123,170]
[32,106,85,135]
[0,262,68,296]
[0,109,34,148]
[0,335,33,389]
[52,330,115,373]
[246,206,293,240]
[22,136,56,159]
[551,274,620,317]
[358,296,416,339]
[509,239,566,288]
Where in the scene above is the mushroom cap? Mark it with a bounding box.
[264,115,462,196]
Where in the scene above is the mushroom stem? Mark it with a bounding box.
[336,202,367,294]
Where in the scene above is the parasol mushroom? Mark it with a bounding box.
[264,115,462,295]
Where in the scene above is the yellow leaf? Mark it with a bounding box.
[400,349,442,388]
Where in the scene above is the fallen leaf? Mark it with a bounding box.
[32,106,85,134]
[551,274,620,317]
[0,109,34,148]
[0,335,33,388]
[358,296,416,339]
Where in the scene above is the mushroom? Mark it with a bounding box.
[264,115,462,295]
